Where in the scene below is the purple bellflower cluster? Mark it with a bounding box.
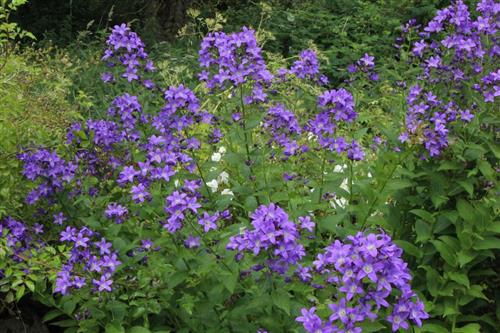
[105,202,129,224]
[347,53,379,82]
[163,180,231,234]
[296,232,428,333]
[1,217,43,262]
[306,89,364,161]
[397,0,499,157]
[102,23,156,87]
[108,93,145,139]
[263,104,304,156]
[410,0,499,94]
[227,203,310,274]
[399,84,473,157]
[198,27,274,104]
[56,227,120,295]
[284,49,329,85]
[19,149,76,205]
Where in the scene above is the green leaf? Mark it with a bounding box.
[473,237,500,250]
[15,285,25,301]
[447,271,470,288]
[420,323,449,333]
[358,321,385,332]
[410,209,435,223]
[25,280,35,292]
[105,322,125,333]
[43,309,64,322]
[454,323,481,333]
[129,327,152,333]
[62,298,77,314]
[431,240,457,267]
[457,200,475,224]
[477,160,494,180]
[394,240,422,258]
[415,220,432,243]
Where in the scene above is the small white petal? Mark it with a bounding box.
[218,171,229,184]
[206,179,219,192]
[221,188,234,196]
[218,146,226,154]
[211,152,222,162]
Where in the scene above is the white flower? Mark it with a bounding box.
[333,164,347,173]
[340,178,349,193]
[174,179,180,187]
[211,152,222,162]
[307,132,318,142]
[218,171,229,184]
[206,179,218,192]
[330,196,348,209]
[221,188,234,196]
[218,146,227,154]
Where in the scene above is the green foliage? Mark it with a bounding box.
[0,47,78,216]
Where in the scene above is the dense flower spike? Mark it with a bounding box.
[288,49,329,85]
[395,0,499,157]
[399,84,473,156]
[227,203,306,274]
[297,232,428,333]
[306,88,364,160]
[198,27,273,103]
[102,23,155,86]
[263,104,303,156]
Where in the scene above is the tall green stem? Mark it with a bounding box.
[239,86,252,163]
[317,150,328,204]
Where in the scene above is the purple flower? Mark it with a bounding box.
[184,235,201,249]
[131,183,150,203]
[227,203,306,274]
[93,275,113,292]
[298,216,315,232]
[53,212,66,226]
